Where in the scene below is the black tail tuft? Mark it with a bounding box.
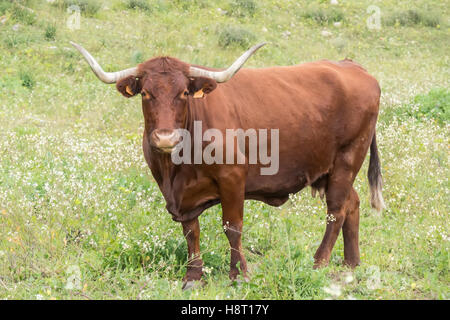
[368,132,385,212]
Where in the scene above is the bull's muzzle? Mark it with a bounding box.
[151,129,181,153]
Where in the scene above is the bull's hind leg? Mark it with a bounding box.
[314,186,361,268]
[314,155,361,268]
[342,188,360,267]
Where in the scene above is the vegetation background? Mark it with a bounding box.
[0,0,448,299]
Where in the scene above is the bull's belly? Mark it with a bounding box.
[244,163,325,207]
[167,144,334,221]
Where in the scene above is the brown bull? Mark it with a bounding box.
[71,42,385,289]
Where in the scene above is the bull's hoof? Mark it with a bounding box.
[343,259,360,269]
[313,259,329,269]
[182,279,206,291]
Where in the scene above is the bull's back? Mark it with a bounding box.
[196,60,380,206]
[206,59,380,136]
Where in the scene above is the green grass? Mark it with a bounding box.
[381,88,450,125]
[125,0,151,12]
[227,0,258,18]
[52,0,102,17]
[301,4,345,25]
[384,9,443,28]
[10,3,37,25]
[217,25,256,48]
[0,0,448,300]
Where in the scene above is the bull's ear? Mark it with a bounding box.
[188,77,217,99]
[116,76,141,98]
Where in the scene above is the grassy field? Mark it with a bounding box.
[0,0,448,299]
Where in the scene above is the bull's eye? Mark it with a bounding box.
[141,91,149,99]
[180,90,189,99]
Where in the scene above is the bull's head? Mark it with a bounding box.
[70,42,265,153]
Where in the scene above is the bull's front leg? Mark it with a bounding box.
[218,172,249,282]
[181,217,204,290]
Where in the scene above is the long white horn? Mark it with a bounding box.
[189,42,266,83]
[70,41,138,84]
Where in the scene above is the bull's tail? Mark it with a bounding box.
[368,131,385,212]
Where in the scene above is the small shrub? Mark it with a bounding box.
[384,9,442,28]
[218,26,256,49]
[302,5,344,25]
[44,24,57,41]
[227,0,257,18]
[20,70,35,90]
[125,0,151,11]
[11,3,37,25]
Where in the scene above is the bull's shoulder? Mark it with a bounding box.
[315,59,380,97]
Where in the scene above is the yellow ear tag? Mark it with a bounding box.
[193,89,204,99]
[125,86,134,96]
